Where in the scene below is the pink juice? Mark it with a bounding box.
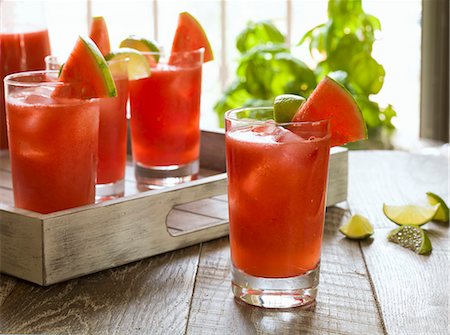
[6,83,99,214]
[129,62,202,167]
[97,76,129,185]
[226,122,330,278]
[0,29,51,149]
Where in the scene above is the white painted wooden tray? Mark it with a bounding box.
[0,130,348,286]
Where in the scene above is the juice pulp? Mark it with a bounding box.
[6,88,99,214]
[226,123,330,278]
[129,62,202,167]
[97,76,129,184]
[0,29,51,149]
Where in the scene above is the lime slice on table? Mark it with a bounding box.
[119,35,161,63]
[426,192,449,222]
[387,225,432,255]
[339,214,374,240]
[105,48,151,80]
[383,203,439,226]
[273,94,306,123]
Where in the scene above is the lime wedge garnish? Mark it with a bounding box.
[105,48,151,80]
[119,35,160,63]
[273,94,305,123]
[426,192,449,222]
[387,225,432,255]
[339,214,374,240]
[383,203,439,226]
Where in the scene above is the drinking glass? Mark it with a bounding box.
[4,70,99,214]
[225,107,331,308]
[0,1,51,150]
[96,59,129,200]
[129,48,204,189]
[45,57,130,200]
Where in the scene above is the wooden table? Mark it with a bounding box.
[0,151,448,334]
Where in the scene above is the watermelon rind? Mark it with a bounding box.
[327,76,367,138]
[80,36,117,98]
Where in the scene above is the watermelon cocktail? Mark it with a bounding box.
[88,17,130,199]
[0,29,51,150]
[120,12,213,188]
[225,108,330,308]
[129,49,203,187]
[4,36,117,213]
[96,61,129,198]
[4,71,99,214]
[225,77,367,308]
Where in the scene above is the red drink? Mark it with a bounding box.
[225,107,330,308]
[97,76,128,185]
[0,29,51,149]
[129,49,204,187]
[5,71,99,214]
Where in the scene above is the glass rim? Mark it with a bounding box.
[139,47,205,57]
[4,70,62,87]
[224,106,330,127]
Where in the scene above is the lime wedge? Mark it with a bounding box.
[119,35,160,63]
[273,94,305,123]
[382,203,439,226]
[426,192,449,222]
[387,225,432,255]
[339,214,374,240]
[105,48,151,80]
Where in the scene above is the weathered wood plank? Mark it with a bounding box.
[0,245,201,335]
[186,206,384,335]
[0,274,17,306]
[348,151,449,335]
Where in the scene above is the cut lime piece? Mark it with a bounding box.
[105,48,151,80]
[382,203,439,226]
[273,94,306,123]
[426,192,449,222]
[119,35,160,63]
[387,225,432,255]
[339,214,374,240]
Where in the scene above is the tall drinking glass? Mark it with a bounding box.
[96,59,129,200]
[129,48,204,189]
[4,71,99,214]
[0,1,51,150]
[225,107,331,308]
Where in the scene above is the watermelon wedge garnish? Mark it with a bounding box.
[89,16,111,56]
[292,76,367,147]
[169,12,214,64]
[53,36,116,99]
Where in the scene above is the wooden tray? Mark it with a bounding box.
[0,130,348,286]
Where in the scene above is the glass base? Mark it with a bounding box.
[95,179,125,202]
[231,264,320,309]
[134,160,199,190]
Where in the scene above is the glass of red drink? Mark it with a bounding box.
[0,1,51,150]
[4,71,99,214]
[96,59,129,200]
[225,107,331,308]
[129,48,204,189]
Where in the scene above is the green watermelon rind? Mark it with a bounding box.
[171,11,214,63]
[326,76,367,139]
[79,36,117,98]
